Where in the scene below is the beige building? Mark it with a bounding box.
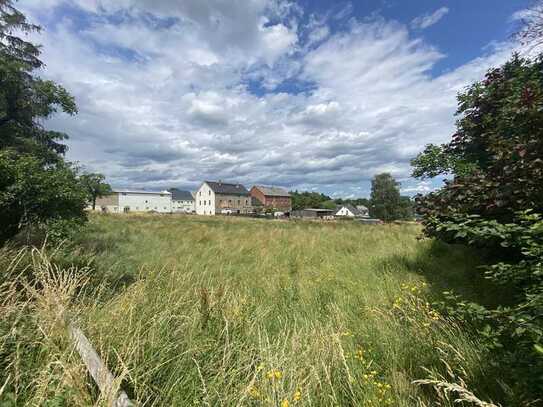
[195,181,252,215]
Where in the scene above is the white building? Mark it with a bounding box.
[168,188,195,213]
[334,204,369,218]
[93,190,172,213]
[195,181,252,216]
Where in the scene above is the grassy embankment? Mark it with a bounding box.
[1,214,508,406]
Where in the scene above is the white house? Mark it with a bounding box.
[168,188,195,213]
[93,190,172,213]
[195,181,252,216]
[334,204,368,218]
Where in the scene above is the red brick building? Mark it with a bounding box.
[250,185,292,212]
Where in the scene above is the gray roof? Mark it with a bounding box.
[253,185,290,197]
[356,205,369,211]
[168,188,194,201]
[205,181,249,196]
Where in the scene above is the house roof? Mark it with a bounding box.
[113,189,171,195]
[334,204,363,216]
[168,188,194,201]
[253,185,290,197]
[205,181,249,196]
[356,205,369,211]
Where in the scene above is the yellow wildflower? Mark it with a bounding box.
[266,369,283,380]
[293,390,301,402]
[248,386,261,399]
[281,398,289,407]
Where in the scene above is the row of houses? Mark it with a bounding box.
[93,181,293,216]
[93,180,371,219]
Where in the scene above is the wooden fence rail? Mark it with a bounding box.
[68,322,134,407]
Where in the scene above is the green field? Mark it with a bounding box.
[1,214,507,406]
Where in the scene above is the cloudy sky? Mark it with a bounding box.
[21,0,529,197]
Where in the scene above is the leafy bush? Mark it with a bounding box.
[0,151,88,244]
[413,54,543,402]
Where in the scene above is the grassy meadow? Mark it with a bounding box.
[1,214,510,406]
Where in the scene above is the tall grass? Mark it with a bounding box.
[1,214,509,405]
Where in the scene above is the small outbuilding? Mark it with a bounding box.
[291,208,335,219]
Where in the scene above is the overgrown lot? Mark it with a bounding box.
[1,214,513,406]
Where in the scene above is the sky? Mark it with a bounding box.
[19,0,531,198]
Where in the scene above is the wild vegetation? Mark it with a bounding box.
[412,54,543,403]
[0,214,522,406]
[0,0,110,244]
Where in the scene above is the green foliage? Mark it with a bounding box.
[413,54,543,402]
[0,1,76,164]
[370,173,411,221]
[0,1,90,244]
[289,190,332,210]
[0,151,88,243]
[80,173,112,210]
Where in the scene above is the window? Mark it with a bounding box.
[145,200,148,203]
[122,192,127,196]
[209,190,211,195]
[199,191,201,196]
[237,200,240,205]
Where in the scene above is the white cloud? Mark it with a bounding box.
[17,1,520,196]
[411,7,449,30]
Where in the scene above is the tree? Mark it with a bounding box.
[369,173,402,221]
[289,190,333,210]
[412,55,543,402]
[0,1,88,243]
[80,173,112,210]
[0,1,77,163]
[397,196,414,220]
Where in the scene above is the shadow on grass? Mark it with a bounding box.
[377,239,513,309]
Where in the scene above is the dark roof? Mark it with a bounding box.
[304,208,334,212]
[205,181,249,196]
[253,185,290,197]
[168,188,194,201]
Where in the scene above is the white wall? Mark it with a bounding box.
[118,192,172,213]
[172,200,195,213]
[336,207,355,217]
[195,183,215,215]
